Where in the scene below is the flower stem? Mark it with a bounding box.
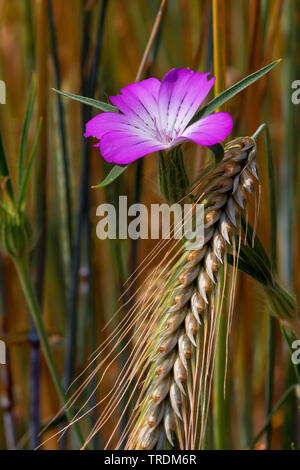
[13,256,85,447]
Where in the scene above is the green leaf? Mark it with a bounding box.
[192,59,281,122]
[92,164,128,189]
[18,119,43,208]
[0,130,14,202]
[52,88,118,113]
[19,77,36,186]
[227,253,263,284]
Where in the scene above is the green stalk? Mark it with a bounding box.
[213,309,230,449]
[212,0,229,449]
[255,123,277,449]
[13,256,85,447]
[281,0,300,448]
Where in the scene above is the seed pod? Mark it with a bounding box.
[220,213,232,244]
[151,377,170,405]
[156,426,169,450]
[157,331,179,359]
[178,333,192,369]
[164,403,176,446]
[179,265,199,287]
[191,291,205,323]
[205,250,219,283]
[249,159,259,179]
[170,286,194,310]
[212,231,226,263]
[216,177,233,193]
[173,357,187,395]
[169,381,183,420]
[185,311,199,346]
[197,271,212,304]
[155,352,176,380]
[185,227,214,251]
[129,137,260,450]
[232,173,240,194]
[0,208,33,258]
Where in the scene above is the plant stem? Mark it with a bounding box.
[212,0,229,450]
[29,0,49,448]
[13,256,85,447]
[265,122,277,449]
[212,0,226,110]
[214,308,230,449]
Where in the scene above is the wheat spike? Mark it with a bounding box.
[126,137,259,450]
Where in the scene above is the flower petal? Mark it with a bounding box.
[99,130,166,164]
[109,78,161,134]
[84,112,145,140]
[181,112,233,146]
[158,69,215,137]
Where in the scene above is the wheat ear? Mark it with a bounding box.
[126,137,259,450]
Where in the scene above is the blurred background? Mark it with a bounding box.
[0,0,299,450]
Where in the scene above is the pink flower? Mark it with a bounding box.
[84,68,233,165]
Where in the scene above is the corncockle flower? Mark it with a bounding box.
[84,68,233,164]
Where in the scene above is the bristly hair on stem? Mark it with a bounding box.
[52,137,261,450]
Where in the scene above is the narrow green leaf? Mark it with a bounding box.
[241,217,271,269]
[192,60,281,122]
[19,77,36,185]
[18,119,43,208]
[227,254,261,283]
[0,131,14,201]
[92,164,128,189]
[52,88,118,113]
